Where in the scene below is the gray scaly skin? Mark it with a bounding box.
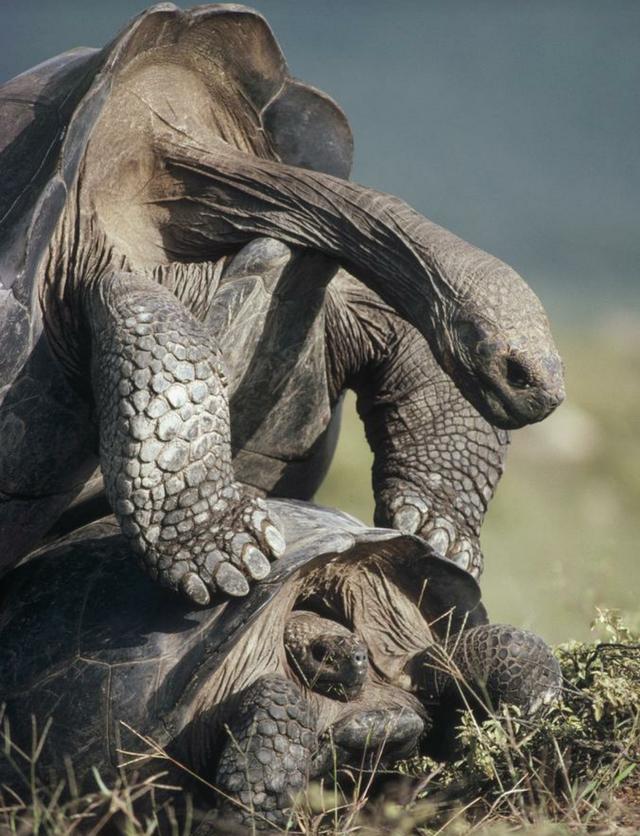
[410,624,563,715]
[215,615,560,828]
[0,5,565,600]
[215,674,318,827]
[216,617,420,829]
[155,134,565,433]
[205,238,507,577]
[215,673,423,830]
[38,138,561,601]
[325,271,509,576]
[84,272,286,601]
[42,240,507,580]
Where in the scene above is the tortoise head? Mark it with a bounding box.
[284,612,368,701]
[428,246,566,431]
[305,632,368,700]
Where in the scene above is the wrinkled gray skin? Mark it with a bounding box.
[0,5,564,601]
[209,238,510,577]
[0,501,561,830]
[57,237,509,578]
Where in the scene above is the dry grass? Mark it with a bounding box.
[1,610,638,835]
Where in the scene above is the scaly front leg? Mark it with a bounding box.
[85,272,285,604]
[367,374,509,578]
[215,674,318,829]
[326,272,509,578]
[410,624,562,715]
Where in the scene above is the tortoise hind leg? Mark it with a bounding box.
[84,271,286,603]
[215,674,318,829]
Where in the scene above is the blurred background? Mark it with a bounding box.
[1,0,638,642]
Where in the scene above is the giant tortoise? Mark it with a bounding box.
[0,4,564,603]
[0,500,561,829]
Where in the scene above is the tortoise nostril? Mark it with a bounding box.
[506,357,533,390]
[353,650,367,666]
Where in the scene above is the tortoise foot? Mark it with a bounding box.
[149,489,286,603]
[377,487,483,577]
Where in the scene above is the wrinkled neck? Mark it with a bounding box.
[152,136,478,340]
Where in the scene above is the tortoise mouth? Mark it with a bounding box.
[313,678,366,701]
[453,359,564,430]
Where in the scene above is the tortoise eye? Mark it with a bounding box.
[311,641,330,663]
[457,320,488,349]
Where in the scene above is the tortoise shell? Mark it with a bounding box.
[0,499,486,794]
[0,3,352,539]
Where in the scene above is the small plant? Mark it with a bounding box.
[393,608,640,834]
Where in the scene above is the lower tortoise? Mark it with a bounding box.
[0,500,561,829]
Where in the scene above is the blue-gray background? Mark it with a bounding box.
[1,1,639,640]
[1,0,638,320]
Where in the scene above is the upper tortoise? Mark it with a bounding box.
[0,4,564,602]
[56,237,512,579]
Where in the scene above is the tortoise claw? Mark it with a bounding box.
[264,524,286,557]
[392,504,421,534]
[424,526,451,556]
[180,571,211,606]
[380,487,484,576]
[242,545,271,579]
[215,563,250,597]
